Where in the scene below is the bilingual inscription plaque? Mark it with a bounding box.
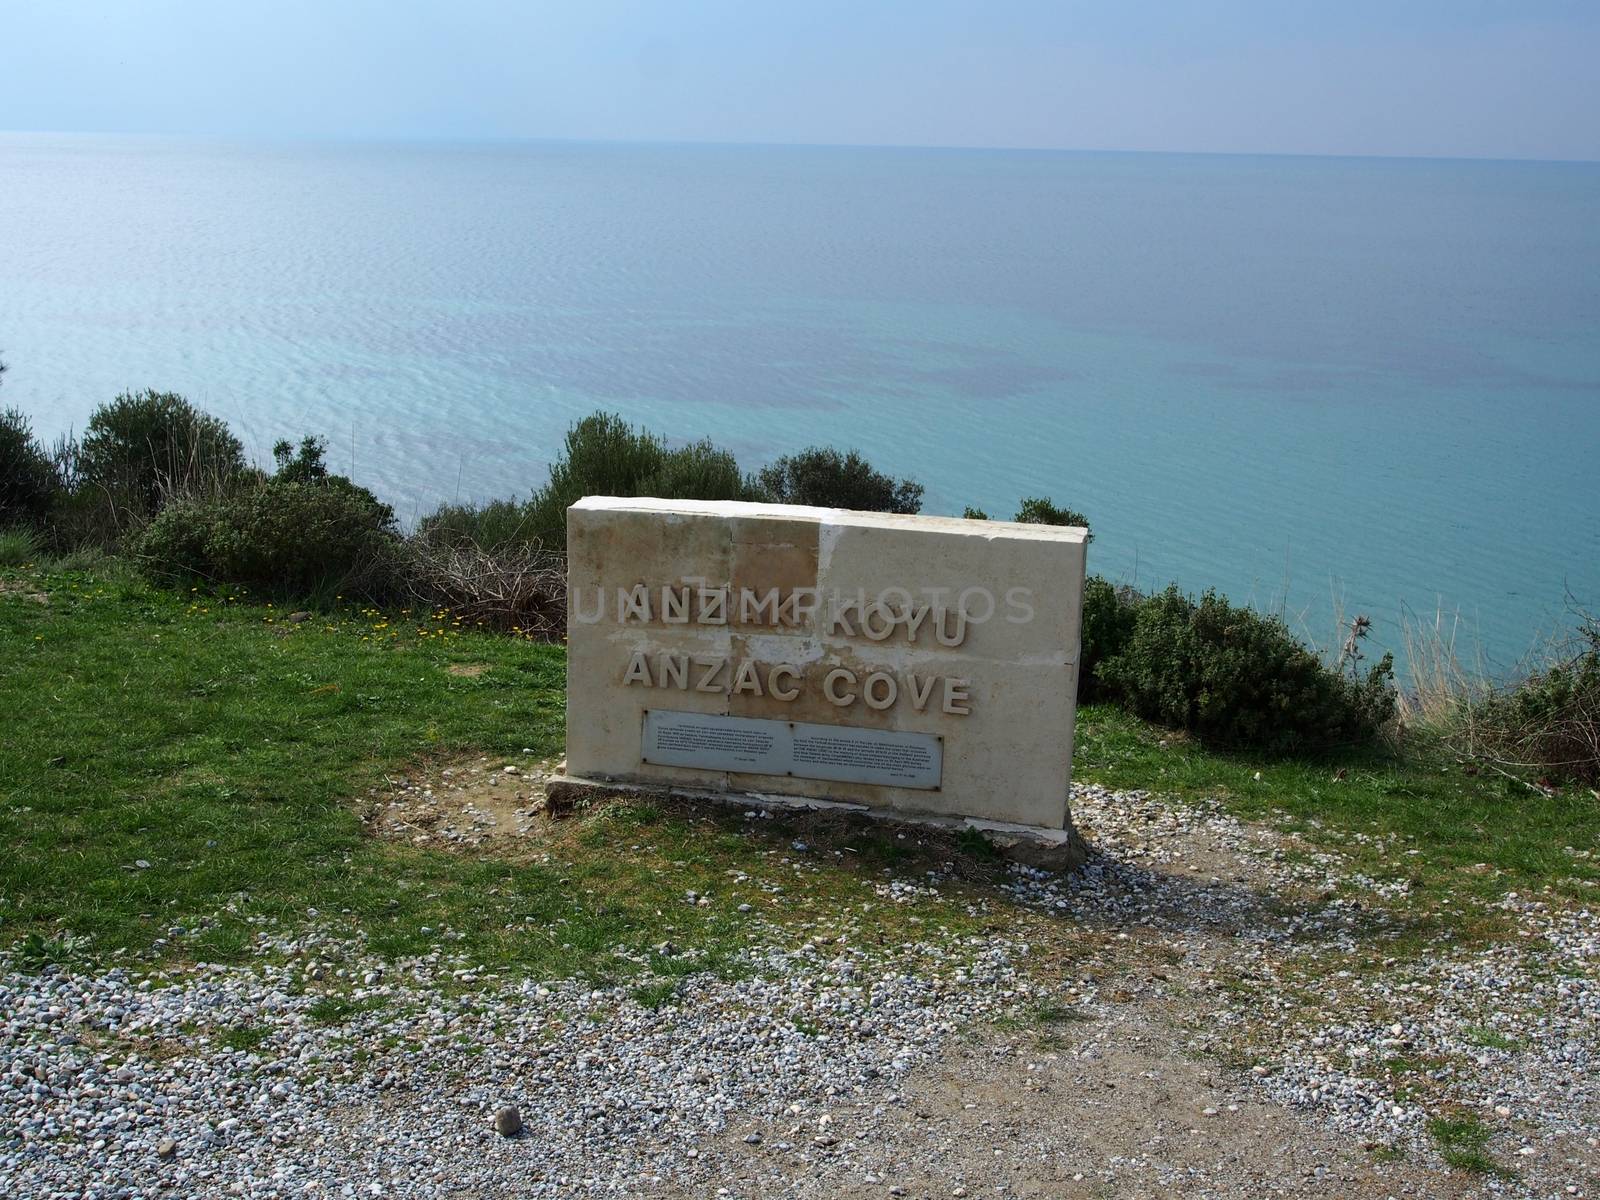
[642,710,789,775]
[643,710,942,789]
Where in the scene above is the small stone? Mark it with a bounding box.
[743,1132,762,1144]
[288,611,312,623]
[156,1137,177,1159]
[493,1106,522,1137]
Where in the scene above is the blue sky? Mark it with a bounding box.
[4,1,1598,159]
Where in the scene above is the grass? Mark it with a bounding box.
[630,980,681,1010]
[1032,1002,1090,1024]
[0,565,994,980]
[217,1023,269,1053]
[1426,1114,1507,1176]
[1073,704,1600,906]
[0,527,40,567]
[306,995,388,1024]
[3,562,1595,991]
[1464,1026,1522,1051]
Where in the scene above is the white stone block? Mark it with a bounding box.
[564,497,1087,831]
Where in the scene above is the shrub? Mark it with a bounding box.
[418,498,540,553]
[1100,585,1396,753]
[1079,576,1140,701]
[1014,496,1092,541]
[0,407,60,527]
[424,413,756,553]
[637,437,753,503]
[272,435,331,483]
[136,475,398,599]
[76,390,245,523]
[961,498,1092,539]
[535,414,752,532]
[755,447,923,514]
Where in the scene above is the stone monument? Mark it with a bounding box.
[551,497,1088,864]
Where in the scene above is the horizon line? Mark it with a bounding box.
[3,127,1596,168]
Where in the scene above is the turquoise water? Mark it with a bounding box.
[2,134,1597,674]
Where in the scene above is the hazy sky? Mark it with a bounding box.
[5,1,1598,160]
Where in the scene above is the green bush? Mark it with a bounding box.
[1014,496,1092,540]
[755,447,923,514]
[1079,576,1140,701]
[534,414,753,539]
[271,435,331,483]
[76,390,245,521]
[961,498,1092,539]
[418,497,539,553]
[636,437,754,503]
[424,413,756,553]
[136,476,398,599]
[1100,585,1396,753]
[1,407,60,527]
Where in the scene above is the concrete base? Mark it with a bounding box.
[544,771,1088,872]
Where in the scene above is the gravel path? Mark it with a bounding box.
[4,782,1595,1198]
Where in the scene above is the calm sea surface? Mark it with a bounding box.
[3,134,1597,674]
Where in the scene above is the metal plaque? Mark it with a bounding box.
[642,710,942,790]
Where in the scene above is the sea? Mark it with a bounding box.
[3,133,1597,677]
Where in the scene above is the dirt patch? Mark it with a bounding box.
[668,1005,1473,1199]
[445,663,491,677]
[364,754,558,851]
[0,580,49,604]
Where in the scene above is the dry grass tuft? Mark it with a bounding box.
[399,537,566,638]
[1404,603,1600,786]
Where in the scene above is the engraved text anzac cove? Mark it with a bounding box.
[572,582,1041,716]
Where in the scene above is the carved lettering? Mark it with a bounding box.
[621,584,652,623]
[906,672,937,711]
[694,656,727,692]
[658,654,688,690]
[661,585,690,624]
[902,603,932,642]
[730,658,764,697]
[768,663,801,701]
[863,671,898,710]
[934,606,967,647]
[860,602,896,641]
[740,587,779,625]
[942,677,972,715]
[827,600,858,637]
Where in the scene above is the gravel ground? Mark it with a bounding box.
[3,780,1595,1198]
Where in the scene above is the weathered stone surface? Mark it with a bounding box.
[565,497,1087,832]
